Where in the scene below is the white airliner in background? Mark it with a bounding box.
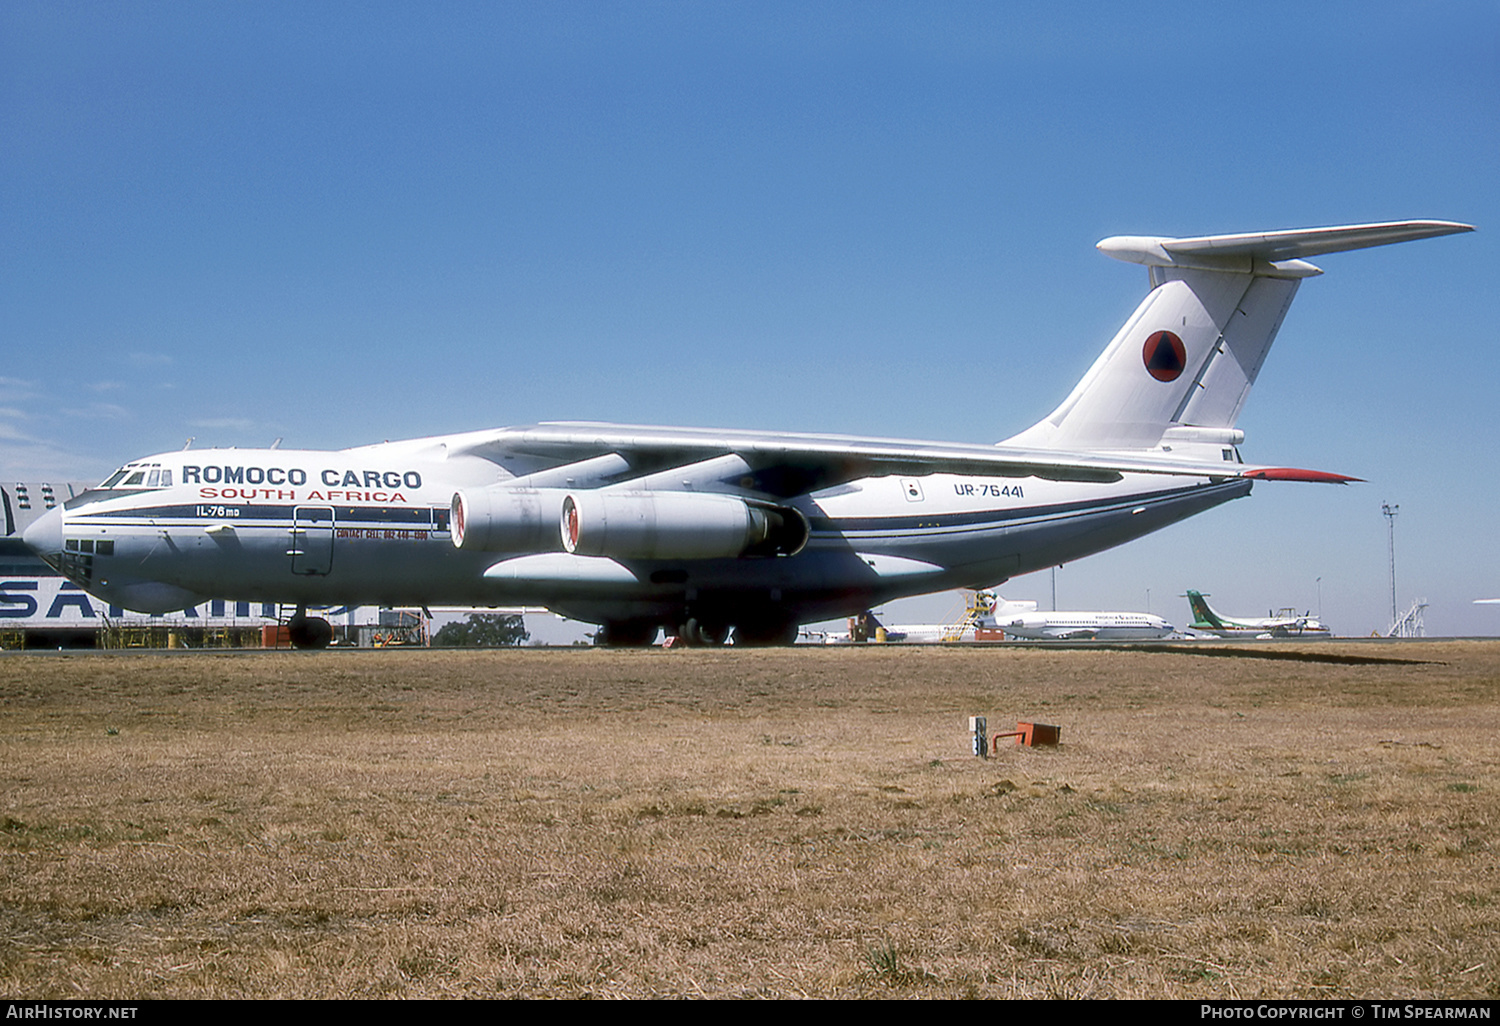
[989,599,1175,641]
[23,221,1470,647]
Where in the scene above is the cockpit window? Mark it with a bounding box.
[97,464,172,490]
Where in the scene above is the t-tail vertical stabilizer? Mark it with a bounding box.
[1003,221,1473,458]
[1186,590,1227,631]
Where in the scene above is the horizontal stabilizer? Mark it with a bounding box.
[1099,220,1472,272]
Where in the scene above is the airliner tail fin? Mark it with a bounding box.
[1005,221,1472,455]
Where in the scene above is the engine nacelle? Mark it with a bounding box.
[560,491,808,560]
[451,488,565,552]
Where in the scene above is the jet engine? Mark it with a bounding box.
[560,491,807,560]
[450,488,564,552]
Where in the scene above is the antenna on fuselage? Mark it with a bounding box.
[182,438,194,450]
[270,438,283,449]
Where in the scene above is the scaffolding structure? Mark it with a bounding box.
[1386,598,1428,639]
[940,591,997,642]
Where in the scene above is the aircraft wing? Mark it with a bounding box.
[445,423,1352,497]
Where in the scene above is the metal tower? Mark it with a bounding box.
[1381,503,1399,629]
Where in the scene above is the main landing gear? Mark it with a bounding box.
[730,618,801,647]
[596,620,660,648]
[675,617,730,647]
[595,613,800,648]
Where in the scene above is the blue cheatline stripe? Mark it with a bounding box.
[0,564,64,577]
[71,504,445,527]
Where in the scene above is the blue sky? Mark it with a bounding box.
[3,2,1497,635]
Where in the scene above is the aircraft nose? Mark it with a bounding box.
[21,506,64,563]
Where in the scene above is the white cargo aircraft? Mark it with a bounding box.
[23,221,1470,647]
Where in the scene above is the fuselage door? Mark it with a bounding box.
[289,506,334,576]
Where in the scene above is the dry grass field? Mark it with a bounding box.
[1,641,1496,999]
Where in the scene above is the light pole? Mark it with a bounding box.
[1381,503,1399,629]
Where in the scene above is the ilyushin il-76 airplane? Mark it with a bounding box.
[24,220,1471,648]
